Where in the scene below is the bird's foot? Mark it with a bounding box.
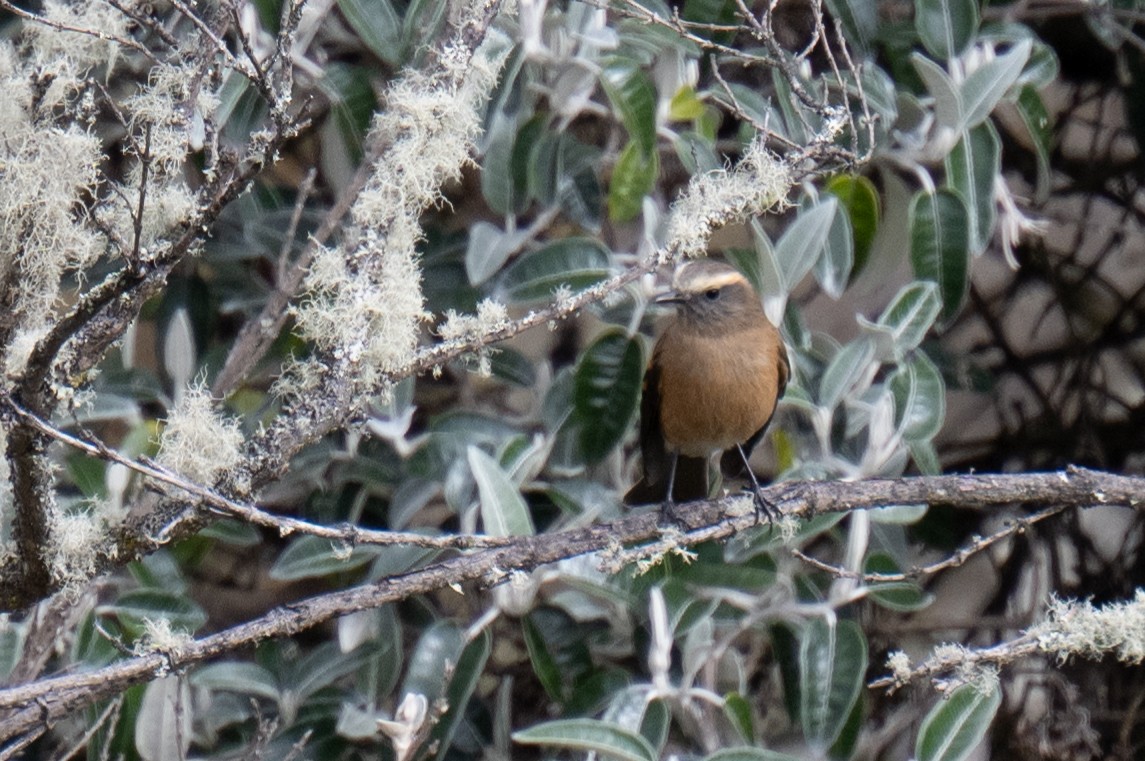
[657,498,690,530]
[747,485,778,527]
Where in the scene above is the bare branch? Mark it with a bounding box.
[791,503,1069,582]
[0,0,159,62]
[0,467,1140,737]
[2,395,513,552]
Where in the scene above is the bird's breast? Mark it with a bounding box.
[655,322,782,457]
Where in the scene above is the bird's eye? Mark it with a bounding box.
[705,288,720,300]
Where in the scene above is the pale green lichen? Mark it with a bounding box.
[133,617,194,657]
[155,382,244,485]
[438,299,511,342]
[25,0,131,107]
[665,138,791,260]
[0,126,104,375]
[49,507,102,585]
[1034,591,1145,665]
[290,20,508,389]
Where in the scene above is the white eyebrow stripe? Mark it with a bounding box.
[680,271,747,291]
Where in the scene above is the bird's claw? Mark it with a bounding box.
[748,486,778,527]
[657,499,690,531]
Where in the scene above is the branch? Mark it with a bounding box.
[0,467,1139,740]
[0,0,159,62]
[2,395,513,551]
[791,502,1069,582]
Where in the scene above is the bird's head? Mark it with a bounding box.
[655,260,764,333]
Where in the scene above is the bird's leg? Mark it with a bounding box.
[736,444,777,525]
[658,452,685,527]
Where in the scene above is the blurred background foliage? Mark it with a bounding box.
[4,0,1145,758]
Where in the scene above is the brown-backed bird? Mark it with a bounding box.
[623,259,789,520]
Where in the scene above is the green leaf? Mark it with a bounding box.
[640,699,670,753]
[489,347,537,387]
[522,615,564,702]
[608,140,659,222]
[790,510,848,545]
[98,590,207,637]
[484,44,526,132]
[722,83,778,140]
[497,237,612,304]
[514,718,656,761]
[776,198,837,291]
[401,0,449,56]
[829,685,865,759]
[132,551,186,593]
[890,352,946,441]
[528,129,561,205]
[198,518,261,547]
[910,189,971,321]
[674,129,722,175]
[681,0,737,42]
[819,336,876,410]
[557,137,604,230]
[601,60,658,156]
[823,0,877,55]
[725,247,765,298]
[573,330,644,464]
[319,64,376,184]
[860,282,942,354]
[916,683,1002,761]
[672,554,777,591]
[0,623,22,681]
[911,438,942,474]
[945,123,1000,255]
[826,174,880,278]
[468,446,535,537]
[431,629,492,761]
[401,622,464,703]
[799,618,868,751]
[722,693,755,743]
[748,220,785,322]
[865,553,934,611]
[911,53,962,131]
[482,111,524,216]
[1015,85,1053,201]
[337,0,402,65]
[192,662,281,702]
[1020,39,1060,89]
[511,115,547,206]
[817,195,854,298]
[669,85,706,121]
[290,641,375,702]
[914,0,978,60]
[959,39,1031,128]
[67,454,106,498]
[772,66,812,144]
[465,221,526,286]
[869,503,929,524]
[135,677,191,761]
[703,749,804,761]
[269,535,382,581]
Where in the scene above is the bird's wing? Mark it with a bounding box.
[721,341,790,476]
[624,359,710,505]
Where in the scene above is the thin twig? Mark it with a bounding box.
[2,396,513,551]
[0,0,159,63]
[168,0,255,80]
[50,696,123,761]
[791,503,1068,581]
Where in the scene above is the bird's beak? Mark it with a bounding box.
[654,289,684,305]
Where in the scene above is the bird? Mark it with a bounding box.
[623,259,789,522]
